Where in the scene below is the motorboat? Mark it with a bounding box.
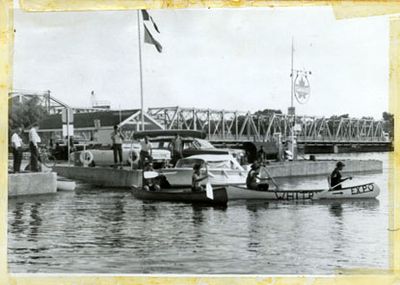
[159,154,247,188]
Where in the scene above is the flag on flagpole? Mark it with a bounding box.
[141,10,160,33]
[143,24,162,53]
[141,9,162,53]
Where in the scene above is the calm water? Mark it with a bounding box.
[8,153,391,274]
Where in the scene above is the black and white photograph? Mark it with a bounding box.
[7,4,394,275]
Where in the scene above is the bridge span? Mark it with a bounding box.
[147,106,392,153]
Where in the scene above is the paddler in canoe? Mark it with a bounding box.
[143,161,161,192]
[246,162,271,191]
[192,163,209,192]
[330,161,352,190]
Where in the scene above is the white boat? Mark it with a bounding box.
[226,182,380,200]
[57,177,77,191]
[159,154,247,187]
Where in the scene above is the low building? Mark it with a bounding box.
[38,109,164,145]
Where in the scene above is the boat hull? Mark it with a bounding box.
[57,178,77,191]
[315,183,380,200]
[226,183,380,201]
[131,186,228,206]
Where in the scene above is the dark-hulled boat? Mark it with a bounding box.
[131,186,228,206]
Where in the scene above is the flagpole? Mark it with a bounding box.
[290,36,294,109]
[137,10,145,131]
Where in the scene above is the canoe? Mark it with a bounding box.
[131,186,228,206]
[226,182,380,201]
[57,177,77,191]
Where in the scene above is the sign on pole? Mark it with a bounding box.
[62,124,74,138]
[294,74,311,104]
[62,108,74,124]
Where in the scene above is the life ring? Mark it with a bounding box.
[79,150,94,166]
[128,149,139,165]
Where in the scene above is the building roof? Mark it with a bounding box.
[39,109,141,130]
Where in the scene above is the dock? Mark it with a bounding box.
[9,172,57,197]
[52,166,143,188]
[51,159,382,188]
[264,159,382,178]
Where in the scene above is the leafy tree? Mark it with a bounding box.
[254,108,282,117]
[382,112,394,138]
[8,97,47,132]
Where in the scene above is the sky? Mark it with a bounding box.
[12,6,389,119]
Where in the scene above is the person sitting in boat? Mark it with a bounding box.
[192,163,208,192]
[330,161,352,190]
[143,162,161,192]
[246,162,270,191]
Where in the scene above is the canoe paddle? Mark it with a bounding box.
[329,177,352,190]
[261,166,280,190]
[205,164,214,200]
[143,171,159,179]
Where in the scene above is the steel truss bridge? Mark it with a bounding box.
[9,90,109,114]
[147,106,389,144]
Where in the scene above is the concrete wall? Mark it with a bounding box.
[53,166,142,188]
[265,159,383,178]
[9,172,57,197]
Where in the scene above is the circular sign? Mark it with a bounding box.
[294,74,311,104]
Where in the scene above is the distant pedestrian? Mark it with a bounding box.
[11,127,23,173]
[29,123,41,172]
[111,125,125,168]
[139,136,152,169]
[69,135,76,152]
[257,146,266,163]
[330,161,352,190]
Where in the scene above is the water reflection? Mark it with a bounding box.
[28,203,42,242]
[329,202,343,218]
[191,206,204,226]
[320,199,380,212]
[10,202,25,232]
[245,201,270,213]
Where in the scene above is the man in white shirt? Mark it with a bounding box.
[111,125,125,168]
[29,123,41,172]
[11,127,23,173]
[139,136,152,169]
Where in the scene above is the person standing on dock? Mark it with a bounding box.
[330,161,352,190]
[171,134,183,165]
[139,136,152,169]
[11,127,24,173]
[29,123,41,172]
[111,125,125,169]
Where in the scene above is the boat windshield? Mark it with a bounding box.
[178,156,244,170]
[206,160,244,170]
[193,139,215,149]
[175,158,205,169]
